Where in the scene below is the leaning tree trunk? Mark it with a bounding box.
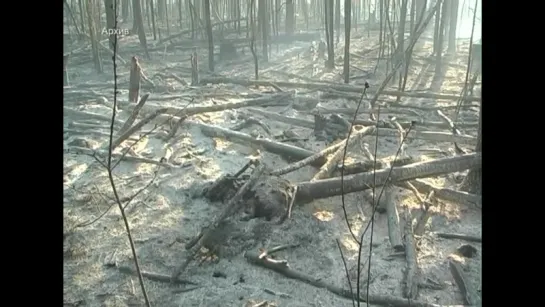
[204,0,214,71]
[286,0,294,35]
[447,0,459,53]
[460,100,481,194]
[343,0,351,83]
[86,0,103,73]
[132,0,150,58]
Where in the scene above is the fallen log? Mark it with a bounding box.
[63,107,124,127]
[435,233,482,243]
[65,146,178,168]
[408,179,481,207]
[449,260,481,306]
[157,18,246,45]
[171,163,266,282]
[200,78,480,102]
[295,153,482,202]
[189,121,324,165]
[117,92,291,116]
[170,32,320,49]
[312,126,376,181]
[247,108,476,144]
[311,107,479,130]
[244,249,464,307]
[403,209,420,299]
[110,93,292,151]
[321,90,480,110]
[385,184,404,252]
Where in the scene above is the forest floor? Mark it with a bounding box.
[63,27,481,307]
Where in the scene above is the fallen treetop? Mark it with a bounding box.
[295,153,482,202]
[200,77,481,102]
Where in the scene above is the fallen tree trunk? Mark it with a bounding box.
[171,32,320,48]
[63,106,124,127]
[117,92,291,116]
[157,18,247,45]
[408,179,481,207]
[189,121,324,165]
[248,108,476,144]
[200,77,481,102]
[296,153,482,202]
[244,250,464,307]
[321,90,480,110]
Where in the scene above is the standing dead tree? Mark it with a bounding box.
[132,0,150,58]
[149,0,158,40]
[343,0,351,83]
[448,0,459,53]
[204,0,215,71]
[191,47,199,85]
[104,0,116,50]
[335,0,341,45]
[259,0,269,62]
[250,0,259,81]
[86,0,103,73]
[286,0,294,34]
[324,0,335,69]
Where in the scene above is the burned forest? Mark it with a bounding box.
[63,0,482,306]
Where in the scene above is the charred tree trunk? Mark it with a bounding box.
[86,0,103,73]
[460,101,481,194]
[204,0,214,71]
[434,0,447,75]
[149,0,157,40]
[343,0,351,83]
[158,0,166,21]
[250,0,259,80]
[79,0,86,33]
[447,0,459,53]
[286,0,294,35]
[324,0,335,69]
[104,0,116,51]
[132,0,150,58]
[335,0,341,45]
[259,0,269,62]
[178,0,183,27]
[433,0,441,55]
[122,0,129,20]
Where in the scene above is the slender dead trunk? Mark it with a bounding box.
[325,0,335,69]
[434,0,447,75]
[335,0,341,45]
[447,0,459,53]
[149,0,157,40]
[250,0,259,80]
[204,0,214,71]
[132,0,150,58]
[79,0,86,33]
[87,0,103,73]
[343,0,351,83]
[104,0,116,50]
[286,0,294,35]
[461,100,481,194]
[259,0,268,62]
